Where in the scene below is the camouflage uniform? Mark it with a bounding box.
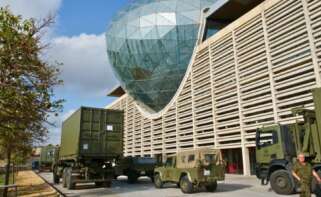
[293,162,313,197]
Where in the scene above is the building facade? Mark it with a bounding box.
[107,0,321,175]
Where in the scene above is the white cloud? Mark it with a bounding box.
[0,0,62,20]
[44,33,119,145]
[48,33,118,97]
[1,1,120,145]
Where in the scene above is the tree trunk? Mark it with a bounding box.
[3,148,11,197]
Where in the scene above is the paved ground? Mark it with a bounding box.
[39,172,307,197]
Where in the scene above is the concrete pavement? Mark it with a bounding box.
[39,173,305,197]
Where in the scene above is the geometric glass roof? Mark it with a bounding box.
[106,0,218,113]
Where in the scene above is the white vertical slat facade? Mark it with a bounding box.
[107,0,321,175]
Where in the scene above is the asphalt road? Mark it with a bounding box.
[39,172,305,197]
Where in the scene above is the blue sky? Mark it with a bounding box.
[0,0,130,144]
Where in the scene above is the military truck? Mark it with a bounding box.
[154,148,225,193]
[256,88,321,195]
[52,107,123,189]
[39,144,57,172]
[114,156,157,183]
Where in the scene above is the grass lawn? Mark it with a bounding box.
[0,173,15,185]
[0,174,4,185]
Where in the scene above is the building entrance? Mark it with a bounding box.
[222,148,243,174]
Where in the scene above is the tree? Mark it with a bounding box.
[0,7,63,197]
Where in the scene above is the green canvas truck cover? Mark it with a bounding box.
[59,107,123,160]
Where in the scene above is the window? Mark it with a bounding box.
[204,154,215,163]
[258,130,279,147]
[165,157,174,167]
[188,155,195,162]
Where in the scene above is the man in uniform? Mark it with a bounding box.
[292,153,321,197]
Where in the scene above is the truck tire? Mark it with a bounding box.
[311,170,321,195]
[205,181,217,192]
[62,168,67,188]
[270,170,294,195]
[53,171,60,184]
[66,168,75,190]
[180,175,194,194]
[154,174,163,188]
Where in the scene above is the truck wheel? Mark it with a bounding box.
[180,175,194,194]
[311,170,321,194]
[62,168,67,188]
[154,174,163,188]
[53,171,60,184]
[205,181,217,192]
[66,168,75,190]
[270,170,294,195]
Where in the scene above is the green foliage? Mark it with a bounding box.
[0,7,64,190]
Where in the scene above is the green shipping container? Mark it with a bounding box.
[59,107,123,161]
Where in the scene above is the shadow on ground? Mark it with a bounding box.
[215,183,252,192]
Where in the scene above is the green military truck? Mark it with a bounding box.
[154,148,225,193]
[115,156,157,183]
[52,107,123,189]
[39,144,57,172]
[256,88,321,195]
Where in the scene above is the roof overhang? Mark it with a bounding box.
[205,0,265,21]
[107,85,126,97]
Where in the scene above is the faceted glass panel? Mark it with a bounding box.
[106,0,218,113]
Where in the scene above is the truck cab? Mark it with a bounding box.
[255,125,297,194]
[154,148,225,193]
[255,88,321,195]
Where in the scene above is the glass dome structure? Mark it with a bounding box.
[106,0,218,113]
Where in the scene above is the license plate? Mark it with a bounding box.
[204,170,210,176]
[141,171,146,175]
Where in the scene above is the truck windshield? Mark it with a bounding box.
[204,154,216,163]
[165,157,174,167]
[133,158,157,165]
[258,130,278,147]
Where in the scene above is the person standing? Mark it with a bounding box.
[292,153,321,197]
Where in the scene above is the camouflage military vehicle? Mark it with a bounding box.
[154,148,225,193]
[256,88,321,195]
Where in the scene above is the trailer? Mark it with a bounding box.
[52,107,123,189]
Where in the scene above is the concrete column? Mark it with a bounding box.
[242,146,251,176]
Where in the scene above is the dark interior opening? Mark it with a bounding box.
[203,0,265,41]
